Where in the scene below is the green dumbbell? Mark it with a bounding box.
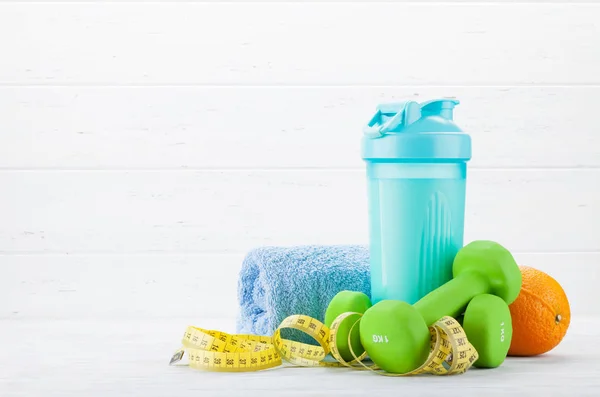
[325,291,513,368]
[359,240,522,374]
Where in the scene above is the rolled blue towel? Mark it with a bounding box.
[236,245,371,338]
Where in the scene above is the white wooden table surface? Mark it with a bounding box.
[2,317,599,397]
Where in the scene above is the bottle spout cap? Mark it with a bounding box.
[420,98,460,120]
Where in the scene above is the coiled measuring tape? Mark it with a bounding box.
[169,313,478,376]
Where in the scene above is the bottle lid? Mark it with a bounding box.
[361,99,472,162]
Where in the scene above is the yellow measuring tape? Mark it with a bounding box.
[169,313,478,376]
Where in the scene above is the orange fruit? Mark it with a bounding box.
[508,265,571,356]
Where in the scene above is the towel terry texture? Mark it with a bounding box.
[236,245,371,338]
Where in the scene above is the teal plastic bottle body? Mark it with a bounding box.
[362,99,472,305]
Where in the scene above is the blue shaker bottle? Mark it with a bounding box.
[361,99,472,305]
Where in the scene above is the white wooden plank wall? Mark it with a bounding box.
[2,4,599,85]
[1,2,599,324]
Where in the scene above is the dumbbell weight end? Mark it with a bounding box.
[324,291,372,362]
